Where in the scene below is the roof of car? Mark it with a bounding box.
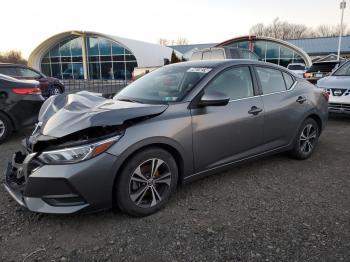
[0,62,26,67]
[170,59,285,70]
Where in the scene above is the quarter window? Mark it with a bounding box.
[256,67,286,94]
[282,72,294,89]
[205,67,254,100]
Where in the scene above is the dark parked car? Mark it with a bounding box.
[0,63,65,97]
[303,61,340,83]
[190,47,260,61]
[4,60,328,216]
[0,74,44,143]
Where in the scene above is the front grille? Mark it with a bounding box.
[326,88,350,97]
[329,103,350,111]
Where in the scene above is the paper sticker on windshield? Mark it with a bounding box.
[187,68,212,74]
[164,97,178,101]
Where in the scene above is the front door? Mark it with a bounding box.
[191,66,264,172]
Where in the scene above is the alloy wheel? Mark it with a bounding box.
[51,87,61,96]
[299,123,317,153]
[129,158,171,208]
[0,119,5,138]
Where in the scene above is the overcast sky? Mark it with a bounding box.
[0,0,347,58]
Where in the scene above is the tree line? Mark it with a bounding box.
[0,50,27,65]
[250,18,350,40]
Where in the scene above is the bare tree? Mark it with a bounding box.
[176,37,189,45]
[158,37,190,46]
[158,38,170,46]
[249,23,265,36]
[249,18,350,40]
[0,50,27,65]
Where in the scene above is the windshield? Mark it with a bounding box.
[114,65,211,104]
[333,61,350,76]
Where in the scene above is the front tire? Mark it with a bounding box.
[0,112,13,144]
[290,118,320,160]
[116,148,178,217]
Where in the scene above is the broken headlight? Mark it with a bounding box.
[38,136,121,164]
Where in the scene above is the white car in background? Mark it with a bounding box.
[317,60,350,115]
[287,63,307,78]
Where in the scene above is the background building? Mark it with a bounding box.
[28,31,176,80]
[171,35,350,67]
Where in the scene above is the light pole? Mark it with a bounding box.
[337,0,347,61]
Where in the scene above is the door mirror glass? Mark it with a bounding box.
[199,91,229,107]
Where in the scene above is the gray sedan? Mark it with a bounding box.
[5,60,329,216]
[317,60,350,114]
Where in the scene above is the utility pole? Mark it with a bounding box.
[337,0,347,61]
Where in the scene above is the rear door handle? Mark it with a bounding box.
[296,96,307,104]
[248,106,263,115]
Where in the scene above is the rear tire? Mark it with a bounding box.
[116,147,178,217]
[0,112,13,144]
[290,118,319,160]
[49,85,62,96]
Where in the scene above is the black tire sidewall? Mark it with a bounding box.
[292,118,320,160]
[0,112,13,143]
[116,147,178,217]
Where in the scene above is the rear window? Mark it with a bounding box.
[308,62,338,73]
[202,51,211,60]
[288,65,305,70]
[191,52,202,61]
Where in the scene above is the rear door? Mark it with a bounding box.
[191,66,265,172]
[254,66,306,149]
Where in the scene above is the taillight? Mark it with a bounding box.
[304,72,312,78]
[322,91,329,102]
[12,87,42,95]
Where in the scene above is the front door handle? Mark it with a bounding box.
[296,96,307,104]
[248,106,263,115]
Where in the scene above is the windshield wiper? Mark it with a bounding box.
[117,98,141,103]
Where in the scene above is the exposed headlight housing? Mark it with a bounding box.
[38,136,121,164]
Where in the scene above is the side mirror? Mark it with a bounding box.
[199,91,230,107]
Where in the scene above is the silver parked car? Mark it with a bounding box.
[5,60,329,217]
[317,60,350,114]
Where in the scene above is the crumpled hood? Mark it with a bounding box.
[38,91,168,138]
[317,75,350,89]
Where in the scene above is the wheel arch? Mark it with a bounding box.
[306,113,323,133]
[110,139,188,207]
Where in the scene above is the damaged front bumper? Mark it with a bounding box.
[4,143,119,214]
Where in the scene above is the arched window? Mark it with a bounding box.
[40,35,138,80]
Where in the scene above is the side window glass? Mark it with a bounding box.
[206,67,254,100]
[256,67,286,94]
[202,51,211,60]
[191,52,202,61]
[0,67,19,76]
[282,72,295,89]
[241,50,251,59]
[211,49,225,59]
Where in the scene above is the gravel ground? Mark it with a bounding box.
[0,117,349,262]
